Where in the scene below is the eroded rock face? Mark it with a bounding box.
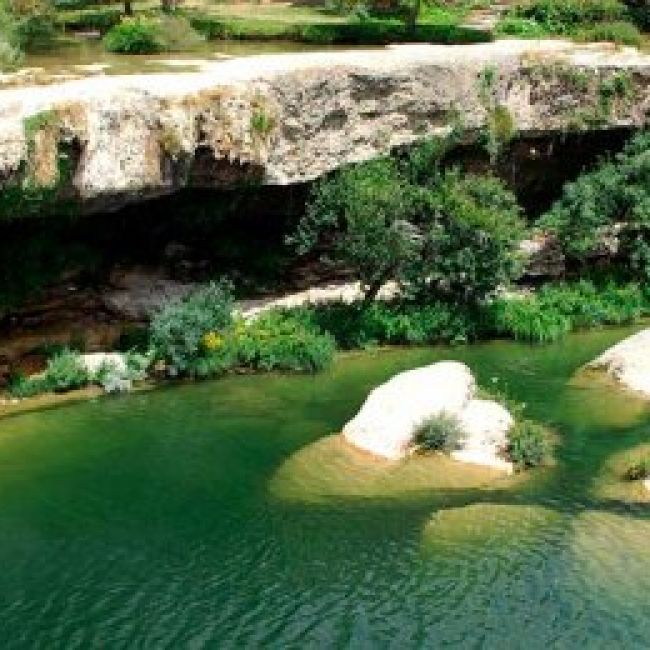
[342,361,513,471]
[587,329,650,398]
[1,40,649,212]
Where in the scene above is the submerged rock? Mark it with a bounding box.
[342,361,514,472]
[586,329,650,398]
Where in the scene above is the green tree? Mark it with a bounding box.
[292,145,525,306]
[539,131,650,280]
[408,171,525,304]
[291,158,424,302]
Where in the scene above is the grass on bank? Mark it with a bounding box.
[496,0,648,47]
[57,0,491,47]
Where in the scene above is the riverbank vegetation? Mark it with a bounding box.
[3,0,648,71]
[497,0,648,46]
[4,129,650,398]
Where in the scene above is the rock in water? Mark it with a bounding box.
[587,329,650,398]
[451,399,513,473]
[343,361,474,460]
[342,361,513,471]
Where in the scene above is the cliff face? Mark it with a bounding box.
[0,40,649,212]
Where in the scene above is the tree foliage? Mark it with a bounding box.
[292,143,525,305]
[539,131,650,280]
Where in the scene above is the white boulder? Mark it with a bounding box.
[587,329,650,398]
[451,399,514,472]
[80,352,127,377]
[342,361,514,472]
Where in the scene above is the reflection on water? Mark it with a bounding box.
[0,326,649,646]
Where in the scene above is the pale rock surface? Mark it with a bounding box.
[644,478,650,493]
[343,362,475,461]
[587,329,650,398]
[0,40,649,211]
[342,361,514,471]
[452,399,514,472]
[80,352,127,376]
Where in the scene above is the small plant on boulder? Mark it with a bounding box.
[414,412,465,452]
[507,419,550,469]
[624,457,650,481]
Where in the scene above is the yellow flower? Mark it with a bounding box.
[202,331,223,351]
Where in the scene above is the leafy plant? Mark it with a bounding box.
[538,131,650,280]
[231,310,335,373]
[43,349,89,392]
[150,281,234,374]
[576,20,642,46]
[624,457,650,481]
[291,157,424,301]
[104,15,203,54]
[507,419,550,469]
[415,412,465,452]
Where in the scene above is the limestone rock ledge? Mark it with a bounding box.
[587,329,650,398]
[342,361,514,472]
[1,40,649,212]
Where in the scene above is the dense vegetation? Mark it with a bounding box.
[292,145,525,305]
[104,14,204,53]
[497,0,646,45]
[539,131,650,282]
[7,130,650,398]
[149,282,335,378]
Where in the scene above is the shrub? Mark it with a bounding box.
[58,7,121,34]
[507,419,550,468]
[409,171,525,305]
[623,0,649,29]
[9,0,57,52]
[576,20,642,46]
[7,373,50,398]
[104,15,204,53]
[293,146,524,306]
[308,300,475,349]
[43,349,89,392]
[291,158,424,301]
[489,295,573,343]
[231,311,335,373]
[510,0,629,34]
[624,457,650,481]
[488,280,646,342]
[495,15,548,37]
[0,3,22,69]
[539,131,650,281]
[415,412,465,452]
[150,281,234,374]
[104,17,164,53]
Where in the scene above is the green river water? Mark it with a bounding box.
[1,326,649,647]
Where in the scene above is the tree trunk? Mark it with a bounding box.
[124,0,132,15]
